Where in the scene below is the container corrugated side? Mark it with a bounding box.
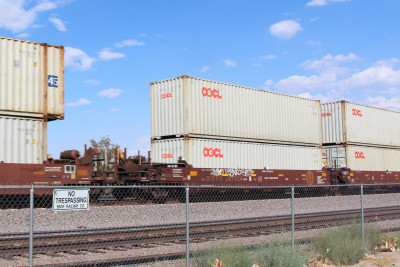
[0,115,46,163]
[322,101,400,147]
[323,145,400,171]
[152,138,322,170]
[0,36,64,120]
[151,76,322,146]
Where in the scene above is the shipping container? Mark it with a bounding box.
[152,138,322,170]
[322,101,400,147]
[0,36,64,120]
[323,145,400,171]
[0,115,46,164]
[151,75,322,146]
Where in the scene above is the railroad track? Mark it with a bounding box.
[2,206,400,266]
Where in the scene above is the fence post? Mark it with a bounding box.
[186,187,190,267]
[29,186,34,267]
[291,186,295,252]
[360,185,364,243]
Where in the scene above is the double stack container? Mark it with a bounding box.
[0,36,64,163]
[321,101,400,171]
[151,75,323,169]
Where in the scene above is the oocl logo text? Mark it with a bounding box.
[202,87,222,99]
[162,154,173,158]
[161,92,172,99]
[203,148,224,158]
[322,113,332,117]
[352,109,363,117]
[355,152,365,159]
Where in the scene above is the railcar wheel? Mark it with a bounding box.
[151,188,169,204]
[112,188,132,200]
[133,188,151,204]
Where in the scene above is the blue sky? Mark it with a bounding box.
[1,0,399,157]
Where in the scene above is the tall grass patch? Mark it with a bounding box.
[313,224,382,265]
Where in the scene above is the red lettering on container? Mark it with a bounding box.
[322,153,327,157]
[322,113,332,117]
[202,87,222,99]
[203,148,224,158]
[352,109,362,117]
[162,154,173,158]
[161,92,172,99]
[355,152,365,159]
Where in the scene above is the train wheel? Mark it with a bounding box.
[90,188,102,201]
[134,188,150,204]
[151,188,169,204]
[112,188,131,200]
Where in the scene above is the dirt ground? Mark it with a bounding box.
[309,251,400,267]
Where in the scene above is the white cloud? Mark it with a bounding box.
[64,47,96,70]
[300,53,359,74]
[222,59,236,67]
[366,96,400,111]
[276,73,337,93]
[110,107,119,112]
[98,48,126,60]
[98,88,123,98]
[16,32,30,38]
[308,40,321,46]
[269,20,302,39]
[201,66,210,72]
[114,39,145,48]
[310,17,319,22]
[0,0,57,32]
[306,0,351,7]
[49,16,66,31]
[273,56,400,107]
[338,65,400,90]
[84,80,100,85]
[260,55,276,60]
[66,98,91,107]
[264,79,273,90]
[374,58,399,68]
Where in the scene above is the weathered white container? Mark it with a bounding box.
[322,101,400,147]
[323,145,400,171]
[151,76,322,146]
[152,138,322,170]
[0,36,64,120]
[0,115,46,163]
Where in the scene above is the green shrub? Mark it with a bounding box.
[313,224,382,265]
[254,240,305,267]
[191,240,305,267]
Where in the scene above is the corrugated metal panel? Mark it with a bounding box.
[0,115,46,163]
[151,76,322,146]
[0,36,64,120]
[322,101,400,147]
[323,145,400,171]
[152,138,322,170]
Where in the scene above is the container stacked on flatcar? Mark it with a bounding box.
[150,75,323,170]
[0,36,64,163]
[321,101,400,171]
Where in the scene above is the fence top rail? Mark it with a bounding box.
[1,183,400,190]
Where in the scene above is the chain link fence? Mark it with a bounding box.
[0,184,400,266]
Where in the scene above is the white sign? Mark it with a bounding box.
[53,189,90,211]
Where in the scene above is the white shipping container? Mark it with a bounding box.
[323,145,400,171]
[0,115,46,163]
[152,138,322,170]
[151,76,322,146]
[0,36,64,120]
[322,101,400,147]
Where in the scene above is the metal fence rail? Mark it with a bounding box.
[0,184,399,266]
